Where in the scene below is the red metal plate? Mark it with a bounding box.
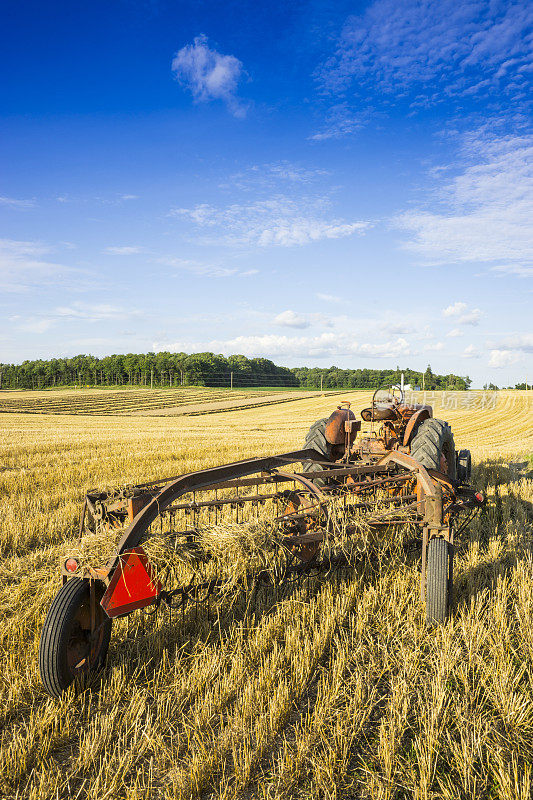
[100,547,162,618]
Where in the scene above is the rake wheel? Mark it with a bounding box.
[39,578,112,697]
[280,491,321,562]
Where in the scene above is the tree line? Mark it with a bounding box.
[0,352,471,390]
[0,352,298,389]
[293,365,471,391]
[0,352,472,391]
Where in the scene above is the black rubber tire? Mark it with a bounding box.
[39,578,112,698]
[410,418,456,480]
[426,538,451,623]
[456,449,472,483]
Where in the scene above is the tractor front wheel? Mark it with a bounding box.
[39,577,112,697]
[426,537,452,623]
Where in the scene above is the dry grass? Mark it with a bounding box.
[0,390,532,799]
[0,387,333,417]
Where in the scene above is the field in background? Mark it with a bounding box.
[0,386,336,417]
[0,391,532,799]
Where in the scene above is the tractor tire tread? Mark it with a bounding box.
[426,537,450,623]
[410,418,456,479]
[39,577,111,698]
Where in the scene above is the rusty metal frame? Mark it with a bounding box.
[106,449,325,570]
[71,440,474,624]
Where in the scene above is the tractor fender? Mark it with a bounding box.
[403,407,433,446]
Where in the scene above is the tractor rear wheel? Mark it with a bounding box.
[39,578,112,697]
[410,418,456,479]
[426,537,452,623]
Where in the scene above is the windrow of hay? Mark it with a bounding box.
[67,486,421,599]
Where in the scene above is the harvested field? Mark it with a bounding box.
[0,388,310,414]
[0,387,330,417]
[0,391,532,799]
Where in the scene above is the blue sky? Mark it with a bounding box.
[1,0,532,386]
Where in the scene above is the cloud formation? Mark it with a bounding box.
[153,333,412,360]
[490,264,533,279]
[104,246,143,255]
[488,349,520,368]
[442,301,482,325]
[172,195,370,247]
[0,238,83,293]
[222,162,330,191]
[463,344,479,358]
[397,133,533,270]
[10,303,140,335]
[0,195,34,209]
[316,293,343,304]
[486,334,533,368]
[156,255,258,278]
[319,0,532,106]
[172,34,247,117]
[274,310,309,329]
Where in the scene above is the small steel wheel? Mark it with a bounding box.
[39,578,112,697]
[426,537,452,624]
[280,491,321,562]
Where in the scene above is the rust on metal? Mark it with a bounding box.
[402,406,432,446]
[325,407,358,445]
[63,388,479,629]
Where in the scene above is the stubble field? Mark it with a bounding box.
[0,390,532,799]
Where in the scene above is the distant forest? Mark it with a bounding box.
[0,352,473,391]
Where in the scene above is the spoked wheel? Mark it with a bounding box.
[39,578,112,697]
[279,491,321,562]
[426,537,452,624]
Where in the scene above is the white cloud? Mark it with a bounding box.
[443,301,468,318]
[16,317,55,334]
[446,328,463,338]
[490,263,533,278]
[274,310,309,329]
[463,344,479,358]
[172,195,370,247]
[484,333,533,368]
[488,349,520,368]
[442,302,482,325]
[223,162,330,191]
[54,302,139,321]
[156,255,258,278]
[316,293,342,304]
[104,246,143,255]
[385,322,415,335]
[0,238,84,293]
[489,333,533,354]
[309,104,374,141]
[424,341,444,351]
[153,333,413,360]
[319,0,532,104]
[0,195,34,209]
[171,34,247,117]
[396,133,533,268]
[12,303,141,334]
